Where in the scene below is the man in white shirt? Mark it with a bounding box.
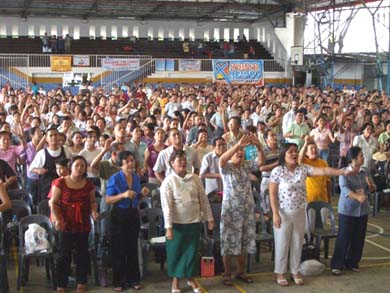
[200,137,226,195]
[154,128,201,183]
[29,127,71,202]
[282,99,299,134]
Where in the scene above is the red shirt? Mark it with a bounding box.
[53,178,94,233]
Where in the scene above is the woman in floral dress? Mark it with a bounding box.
[219,133,264,286]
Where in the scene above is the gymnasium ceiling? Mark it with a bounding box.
[0,0,381,23]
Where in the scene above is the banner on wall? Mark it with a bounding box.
[212,59,264,85]
[73,55,90,67]
[51,56,72,72]
[102,58,140,71]
[179,59,201,71]
[155,59,166,71]
[166,59,175,71]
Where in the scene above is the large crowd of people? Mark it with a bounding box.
[0,80,383,292]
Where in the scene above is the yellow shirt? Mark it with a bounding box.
[159,97,169,115]
[303,157,331,203]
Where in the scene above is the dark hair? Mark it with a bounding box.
[71,131,83,139]
[228,116,241,125]
[55,158,70,167]
[45,126,59,134]
[278,143,298,166]
[196,128,208,141]
[263,129,273,141]
[117,150,135,167]
[360,122,373,133]
[340,146,362,168]
[29,126,41,136]
[69,155,88,177]
[245,125,257,134]
[169,149,186,166]
[212,136,225,146]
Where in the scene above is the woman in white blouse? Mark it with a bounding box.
[269,142,349,286]
[161,150,214,293]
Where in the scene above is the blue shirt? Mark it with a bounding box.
[106,170,141,209]
[338,166,370,217]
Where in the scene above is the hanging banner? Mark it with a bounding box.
[50,56,72,72]
[166,59,175,72]
[73,55,90,67]
[155,59,166,71]
[212,59,264,85]
[102,58,140,71]
[179,59,201,71]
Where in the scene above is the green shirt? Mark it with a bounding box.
[286,122,310,149]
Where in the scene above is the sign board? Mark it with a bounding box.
[73,55,90,67]
[102,58,140,71]
[179,59,201,71]
[51,56,72,72]
[212,59,264,85]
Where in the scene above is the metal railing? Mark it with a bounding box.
[0,54,286,90]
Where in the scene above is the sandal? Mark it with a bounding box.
[276,276,289,287]
[171,289,181,293]
[56,288,65,293]
[187,280,202,293]
[76,284,86,293]
[132,283,143,290]
[222,274,233,286]
[235,273,253,284]
[291,274,304,285]
[114,287,123,292]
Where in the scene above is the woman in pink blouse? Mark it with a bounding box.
[310,116,335,162]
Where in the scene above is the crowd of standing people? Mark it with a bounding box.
[0,81,382,291]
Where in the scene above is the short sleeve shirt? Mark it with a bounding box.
[270,165,313,210]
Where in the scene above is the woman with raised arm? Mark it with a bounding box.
[269,143,350,286]
[219,133,264,286]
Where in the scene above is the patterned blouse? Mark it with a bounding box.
[270,165,314,211]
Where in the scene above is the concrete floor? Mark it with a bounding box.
[4,203,390,293]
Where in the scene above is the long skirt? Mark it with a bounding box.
[166,222,201,278]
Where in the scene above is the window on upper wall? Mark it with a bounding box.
[39,25,46,37]
[158,28,164,41]
[204,30,209,42]
[168,29,174,41]
[233,28,239,42]
[243,28,249,40]
[189,28,195,41]
[214,28,219,42]
[179,28,185,41]
[224,28,230,41]
[133,26,139,38]
[62,26,69,38]
[11,25,19,38]
[100,25,106,40]
[122,26,128,38]
[0,24,7,38]
[147,28,154,40]
[111,25,118,40]
[89,25,96,39]
[74,26,80,40]
[28,25,35,38]
[51,25,57,37]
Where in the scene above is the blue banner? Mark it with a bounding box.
[166,59,175,72]
[155,59,166,71]
[212,59,264,85]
